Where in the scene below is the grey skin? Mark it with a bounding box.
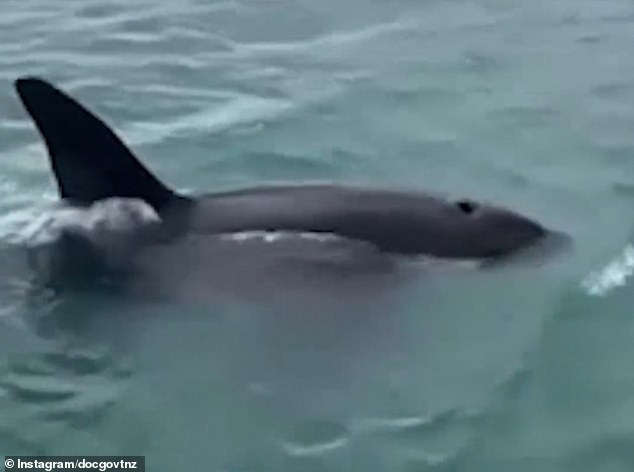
[13,76,553,273]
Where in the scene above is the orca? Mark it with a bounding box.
[14,76,554,267]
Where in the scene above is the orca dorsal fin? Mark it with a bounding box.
[15,77,187,213]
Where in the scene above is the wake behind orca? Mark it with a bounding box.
[11,77,561,298]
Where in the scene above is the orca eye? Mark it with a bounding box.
[456,200,477,215]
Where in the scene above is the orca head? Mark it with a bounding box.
[447,198,549,259]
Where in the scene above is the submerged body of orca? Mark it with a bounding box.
[12,77,563,299]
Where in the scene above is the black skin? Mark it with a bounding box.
[180,185,546,259]
[14,77,551,262]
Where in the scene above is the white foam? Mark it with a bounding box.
[221,230,482,269]
[280,435,349,457]
[222,230,341,244]
[16,198,160,247]
[582,245,634,296]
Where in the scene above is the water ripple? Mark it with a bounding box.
[1,0,633,468]
[279,420,350,458]
[126,95,293,145]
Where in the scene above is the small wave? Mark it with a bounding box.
[1,206,52,245]
[125,95,293,145]
[280,435,349,457]
[352,415,433,434]
[232,17,418,56]
[582,245,634,296]
[0,346,128,438]
[279,419,350,458]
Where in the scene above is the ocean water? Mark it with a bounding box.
[1,0,634,470]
